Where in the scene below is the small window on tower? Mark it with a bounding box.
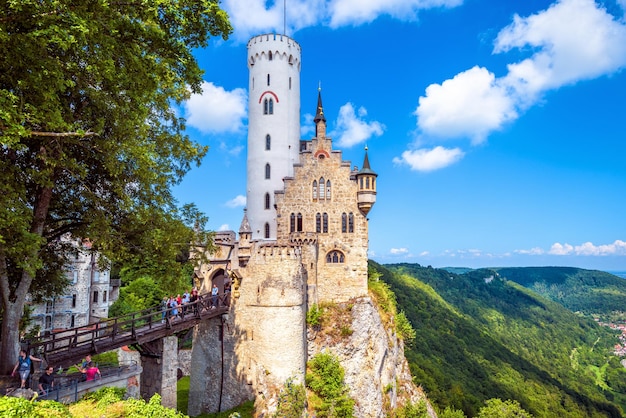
[312,180,317,200]
[269,51,273,61]
[297,213,303,232]
[265,163,271,179]
[349,213,354,233]
[264,223,270,239]
[341,213,347,233]
[323,213,328,233]
[268,98,274,114]
[326,180,331,199]
[265,193,271,209]
[267,74,270,86]
[290,213,296,233]
[264,98,269,115]
[316,213,321,233]
[266,134,271,150]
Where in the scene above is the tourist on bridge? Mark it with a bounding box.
[82,361,101,381]
[38,366,55,395]
[11,349,42,389]
[211,283,219,309]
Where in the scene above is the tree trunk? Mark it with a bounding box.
[0,299,23,374]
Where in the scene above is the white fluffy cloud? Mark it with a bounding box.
[225,195,247,208]
[416,66,517,144]
[184,82,247,134]
[407,0,626,169]
[549,240,626,256]
[390,247,409,255]
[332,103,384,148]
[222,0,463,40]
[393,146,464,172]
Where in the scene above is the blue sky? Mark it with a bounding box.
[173,0,626,271]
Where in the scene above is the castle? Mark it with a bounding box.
[188,33,377,415]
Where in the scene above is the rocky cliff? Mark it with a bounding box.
[306,297,436,418]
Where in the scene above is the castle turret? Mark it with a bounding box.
[355,147,377,216]
[314,88,326,138]
[246,34,301,240]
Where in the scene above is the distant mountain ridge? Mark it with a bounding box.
[373,261,626,417]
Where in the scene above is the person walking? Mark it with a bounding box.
[12,349,42,389]
[38,365,55,395]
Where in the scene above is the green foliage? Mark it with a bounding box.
[125,394,187,417]
[396,310,416,344]
[374,261,626,417]
[438,406,467,418]
[0,397,71,417]
[307,303,322,327]
[494,267,626,316]
[274,377,307,418]
[109,276,165,317]
[476,399,533,418]
[80,386,126,405]
[306,352,354,417]
[92,351,119,367]
[0,0,229,371]
[394,400,429,418]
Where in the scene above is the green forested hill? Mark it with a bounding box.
[374,261,626,418]
[493,267,626,317]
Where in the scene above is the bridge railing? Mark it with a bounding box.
[26,292,230,360]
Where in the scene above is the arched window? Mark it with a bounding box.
[265,134,271,150]
[289,76,292,89]
[323,213,328,233]
[263,98,269,115]
[319,177,325,200]
[312,180,318,200]
[268,98,274,114]
[341,213,347,233]
[316,213,321,233]
[268,51,273,60]
[265,163,270,179]
[348,213,354,233]
[290,213,296,233]
[264,223,270,238]
[264,193,270,209]
[267,73,270,86]
[366,177,370,189]
[326,180,331,199]
[297,213,303,232]
[326,250,345,264]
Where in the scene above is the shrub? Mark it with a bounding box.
[306,352,354,417]
[307,303,322,328]
[274,377,306,418]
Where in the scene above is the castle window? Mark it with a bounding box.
[366,177,370,189]
[341,213,347,233]
[252,77,255,89]
[264,98,269,115]
[72,294,77,308]
[70,315,75,328]
[297,213,303,232]
[93,290,98,303]
[316,213,321,233]
[290,213,296,233]
[45,315,52,330]
[349,213,354,233]
[265,134,271,150]
[323,213,328,233]
[267,73,270,86]
[269,98,273,114]
[326,180,331,199]
[288,55,293,65]
[359,177,363,189]
[268,51,273,61]
[264,223,270,238]
[103,291,107,303]
[326,250,345,264]
[312,180,318,200]
[264,193,270,209]
[289,76,292,89]
[265,163,271,179]
[319,177,325,200]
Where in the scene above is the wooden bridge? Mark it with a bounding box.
[26,293,230,368]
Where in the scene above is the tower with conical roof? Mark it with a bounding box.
[246,34,301,240]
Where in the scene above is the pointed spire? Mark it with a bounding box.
[314,84,326,123]
[359,145,376,175]
[239,208,251,234]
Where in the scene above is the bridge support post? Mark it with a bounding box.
[139,336,178,408]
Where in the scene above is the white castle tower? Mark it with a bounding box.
[246,34,301,240]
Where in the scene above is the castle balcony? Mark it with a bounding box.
[289,231,317,245]
[357,190,377,216]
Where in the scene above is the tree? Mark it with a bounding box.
[0,0,231,372]
[477,399,533,418]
